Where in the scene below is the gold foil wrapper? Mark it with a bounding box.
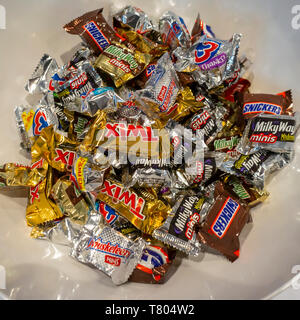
[26,166,63,227]
[79,110,107,153]
[0,162,47,188]
[248,189,269,208]
[32,125,78,172]
[0,140,64,227]
[214,96,245,137]
[81,110,171,160]
[114,21,168,58]
[97,177,170,235]
[51,178,91,225]
[94,43,151,87]
[64,109,92,142]
[30,226,46,239]
[171,87,205,122]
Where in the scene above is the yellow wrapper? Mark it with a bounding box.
[32,125,79,172]
[73,157,88,191]
[97,177,170,235]
[94,43,152,87]
[72,155,108,194]
[51,178,91,225]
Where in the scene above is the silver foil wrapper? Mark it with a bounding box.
[25,54,59,95]
[135,52,181,120]
[79,87,124,116]
[221,150,292,189]
[185,104,226,146]
[54,60,103,111]
[166,120,207,167]
[35,217,83,246]
[172,152,226,188]
[173,33,241,89]
[14,106,32,152]
[113,5,155,34]
[72,154,108,195]
[115,104,142,122]
[159,11,191,50]
[123,160,173,188]
[71,212,146,285]
[14,104,59,151]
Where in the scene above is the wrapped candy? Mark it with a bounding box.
[71,211,146,285]
[159,11,191,50]
[0,5,298,287]
[113,5,155,35]
[173,33,242,89]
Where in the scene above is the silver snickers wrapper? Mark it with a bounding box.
[185,104,226,146]
[135,52,181,120]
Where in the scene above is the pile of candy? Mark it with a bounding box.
[1,6,298,285]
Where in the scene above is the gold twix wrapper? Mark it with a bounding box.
[81,110,171,159]
[32,125,79,172]
[96,177,170,235]
[26,166,63,227]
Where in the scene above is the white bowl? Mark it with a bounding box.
[0,0,299,300]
